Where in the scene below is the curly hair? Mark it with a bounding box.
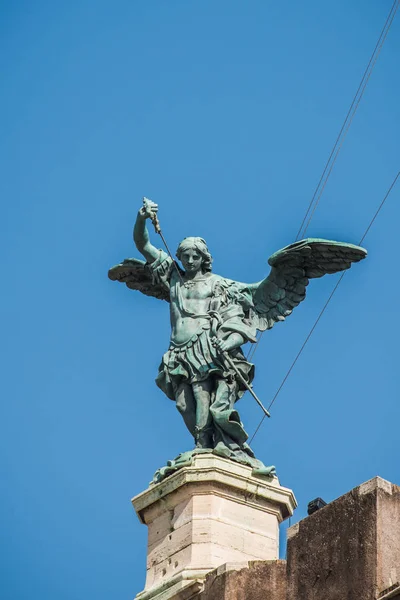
[176,237,213,273]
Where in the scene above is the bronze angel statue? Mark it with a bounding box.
[109,199,367,480]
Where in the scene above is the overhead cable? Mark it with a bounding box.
[295,0,400,241]
[247,1,400,365]
[249,170,400,444]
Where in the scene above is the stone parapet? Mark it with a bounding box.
[194,560,287,600]
[131,468,400,600]
[286,476,400,600]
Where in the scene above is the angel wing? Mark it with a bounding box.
[248,238,367,331]
[108,258,170,302]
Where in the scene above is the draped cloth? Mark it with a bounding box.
[156,326,255,401]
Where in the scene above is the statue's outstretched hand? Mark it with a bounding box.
[140,197,158,220]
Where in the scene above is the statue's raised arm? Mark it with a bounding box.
[133,198,161,264]
[108,199,171,301]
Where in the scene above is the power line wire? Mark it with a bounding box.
[298,0,400,241]
[249,170,400,444]
[247,1,400,365]
[295,0,399,241]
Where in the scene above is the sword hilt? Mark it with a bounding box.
[151,213,161,234]
[143,197,161,234]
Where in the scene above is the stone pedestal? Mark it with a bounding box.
[131,453,296,600]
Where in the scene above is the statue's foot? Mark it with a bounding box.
[192,447,211,455]
[213,441,232,459]
[252,464,277,477]
[212,442,276,478]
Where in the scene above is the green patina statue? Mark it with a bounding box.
[109,199,367,482]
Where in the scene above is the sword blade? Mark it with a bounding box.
[222,352,271,418]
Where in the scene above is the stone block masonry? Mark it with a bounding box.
[197,560,287,600]
[131,453,296,600]
[132,469,400,600]
[191,476,400,600]
[286,476,400,600]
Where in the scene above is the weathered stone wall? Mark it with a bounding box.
[133,475,400,600]
[376,480,400,595]
[286,477,400,600]
[191,477,400,600]
[195,560,286,600]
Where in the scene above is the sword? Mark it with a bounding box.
[220,350,271,418]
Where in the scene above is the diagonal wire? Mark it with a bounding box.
[249,170,400,444]
[295,0,400,242]
[247,1,400,365]
[299,0,400,240]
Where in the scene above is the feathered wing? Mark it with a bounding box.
[248,238,367,331]
[108,258,170,302]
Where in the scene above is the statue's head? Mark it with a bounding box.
[176,237,213,274]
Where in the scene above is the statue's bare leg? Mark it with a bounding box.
[175,382,196,438]
[192,379,213,449]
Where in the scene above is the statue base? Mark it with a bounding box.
[132,453,297,600]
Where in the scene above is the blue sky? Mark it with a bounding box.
[1,2,399,599]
